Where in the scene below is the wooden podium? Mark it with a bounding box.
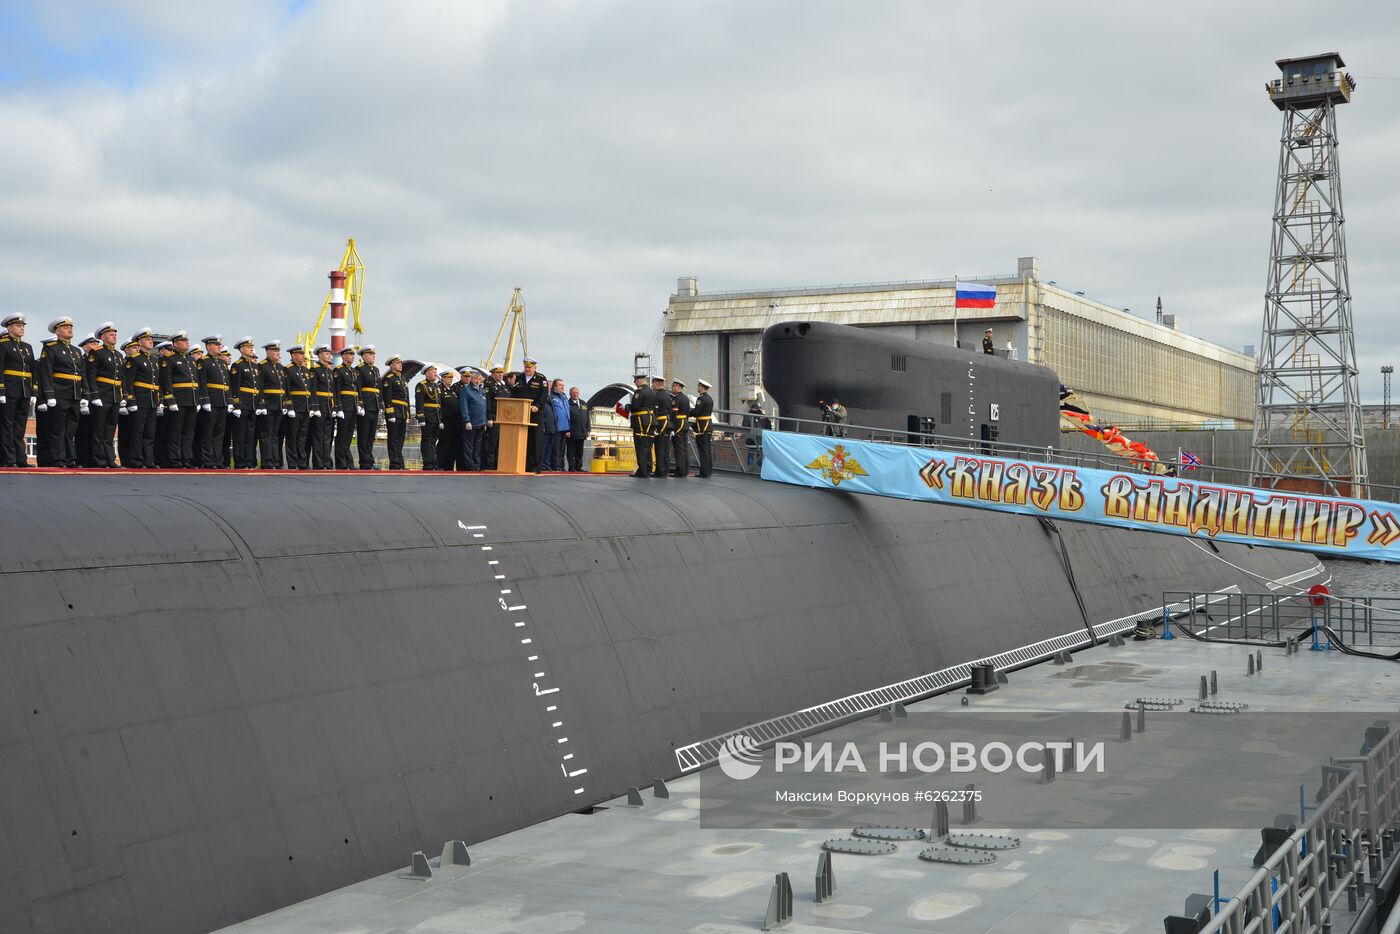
[493,397,534,475]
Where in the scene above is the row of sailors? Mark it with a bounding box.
[616,373,716,478]
[0,315,424,470]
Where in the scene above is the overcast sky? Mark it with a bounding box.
[2,0,1397,400]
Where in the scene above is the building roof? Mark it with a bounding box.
[1275,52,1345,68]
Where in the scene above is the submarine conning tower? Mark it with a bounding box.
[760,320,1062,448]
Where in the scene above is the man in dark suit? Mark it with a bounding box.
[566,386,590,472]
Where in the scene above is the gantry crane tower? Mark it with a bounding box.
[482,288,528,372]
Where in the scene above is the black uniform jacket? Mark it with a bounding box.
[0,335,35,399]
[124,351,161,409]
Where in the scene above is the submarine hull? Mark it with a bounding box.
[0,471,1318,933]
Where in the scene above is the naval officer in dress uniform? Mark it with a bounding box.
[511,356,548,472]
[307,345,336,469]
[649,375,671,478]
[37,316,85,468]
[283,343,312,469]
[617,373,653,478]
[355,345,381,469]
[256,339,288,468]
[415,363,442,469]
[195,334,231,468]
[160,330,199,467]
[74,333,101,467]
[229,337,261,469]
[333,346,360,468]
[84,322,124,467]
[691,378,714,478]
[668,378,691,477]
[381,353,409,470]
[122,327,160,468]
[0,313,35,467]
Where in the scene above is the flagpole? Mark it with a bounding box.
[952,275,959,349]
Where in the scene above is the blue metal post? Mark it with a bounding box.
[1309,609,1324,652]
[1162,604,1174,640]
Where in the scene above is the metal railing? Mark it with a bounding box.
[1158,587,1400,931]
[1164,590,1400,648]
[707,409,1400,503]
[1200,720,1400,934]
[672,583,1265,773]
[1200,764,1366,934]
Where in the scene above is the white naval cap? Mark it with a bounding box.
[132,326,154,340]
[359,344,376,355]
[384,353,401,365]
[1,313,25,327]
[169,329,189,341]
[314,344,332,354]
[202,333,223,344]
[234,336,254,349]
[79,333,100,346]
[95,321,117,337]
[697,378,712,389]
[47,316,74,333]
[522,356,538,365]
[262,339,281,350]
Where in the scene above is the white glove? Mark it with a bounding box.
[285,409,296,418]
[387,417,396,423]
[255,407,266,416]
[36,402,48,413]
[335,410,345,420]
[157,404,165,416]
[79,400,90,415]
[47,398,56,408]
[168,403,178,412]
[231,408,241,418]
[202,403,211,412]
[417,417,425,426]
[119,406,129,416]
[357,406,365,416]
[92,398,103,407]
[0,395,6,405]
[311,409,321,418]
[438,422,444,430]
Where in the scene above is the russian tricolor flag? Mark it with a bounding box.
[955,282,996,309]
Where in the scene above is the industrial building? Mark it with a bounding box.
[662,256,1257,429]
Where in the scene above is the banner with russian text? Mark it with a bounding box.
[759,431,1400,563]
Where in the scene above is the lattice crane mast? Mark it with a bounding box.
[482,288,528,372]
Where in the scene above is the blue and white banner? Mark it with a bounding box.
[760,430,1400,563]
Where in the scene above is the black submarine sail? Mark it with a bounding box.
[760,320,1060,448]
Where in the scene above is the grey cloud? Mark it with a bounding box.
[0,0,1397,396]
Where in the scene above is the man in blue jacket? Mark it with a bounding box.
[539,378,569,472]
[460,369,488,471]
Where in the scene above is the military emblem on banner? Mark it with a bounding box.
[804,444,869,487]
